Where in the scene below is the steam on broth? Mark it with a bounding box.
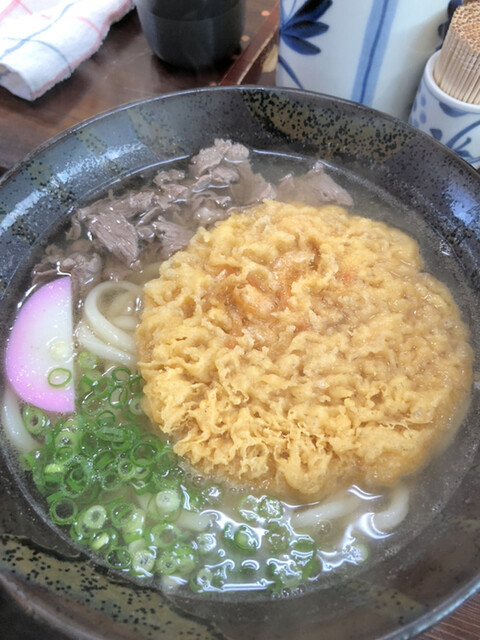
[1,140,473,596]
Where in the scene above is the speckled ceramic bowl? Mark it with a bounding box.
[0,87,479,640]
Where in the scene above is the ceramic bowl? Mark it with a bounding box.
[0,87,479,640]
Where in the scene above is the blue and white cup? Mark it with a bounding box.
[409,51,480,169]
[276,0,449,121]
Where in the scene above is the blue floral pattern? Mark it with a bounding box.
[278,0,333,87]
[409,76,480,168]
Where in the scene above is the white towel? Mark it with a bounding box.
[0,0,133,101]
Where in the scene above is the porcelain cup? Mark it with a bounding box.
[276,0,449,121]
[409,51,480,169]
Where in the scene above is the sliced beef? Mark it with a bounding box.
[153,169,185,186]
[76,190,162,222]
[209,165,239,185]
[190,139,250,178]
[86,210,139,266]
[108,191,162,219]
[231,163,276,205]
[190,145,223,177]
[151,218,195,259]
[277,162,353,207]
[31,140,354,311]
[223,142,250,163]
[32,244,103,301]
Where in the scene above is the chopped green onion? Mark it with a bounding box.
[81,394,106,416]
[92,450,116,472]
[132,548,156,576]
[90,377,114,399]
[79,370,102,393]
[157,542,197,576]
[156,447,177,474]
[96,426,124,443]
[190,567,213,593]
[117,458,136,481]
[49,496,78,525]
[265,522,290,552]
[267,559,303,591]
[258,495,284,520]
[128,538,147,555]
[127,394,144,416]
[78,351,99,371]
[133,465,152,482]
[154,488,183,520]
[54,429,80,450]
[90,527,118,552]
[62,458,92,496]
[233,524,260,553]
[96,410,116,428]
[48,367,72,388]
[130,439,159,467]
[238,495,259,523]
[147,523,183,549]
[211,559,235,589]
[128,374,143,395]
[80,505,107,530]
[105,547,132,570]
[111,367,132,384]
[69,520,90,546]
[60,416,83,433]
[196,532,217,555]
[109,427,135,452]
[22,405,50,436]
[53,445,77,466]
[109,502,138,530]
[43,462,65,488]
[109,385,128,409]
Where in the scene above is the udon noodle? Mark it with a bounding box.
[0,141,473,596]
[77,280,143,367]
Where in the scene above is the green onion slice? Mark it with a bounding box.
[22,405,50,436]
[48,367,72,388]
[80,504,107,531]
[49,496,78,525]
[78,351,99,370]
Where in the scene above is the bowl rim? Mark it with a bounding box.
[0,84,479,640]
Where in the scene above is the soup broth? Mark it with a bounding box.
[1,141,475,597]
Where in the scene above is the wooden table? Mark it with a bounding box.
[0,2,478,639]
[0,0,278,174]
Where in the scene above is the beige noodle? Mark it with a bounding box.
[2,387,37,453]
[83,281,141,353]
[292,492,361,529]
[76,320,135,367]
[371,484,410,533]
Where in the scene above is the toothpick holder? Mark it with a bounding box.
[409,51,480,169]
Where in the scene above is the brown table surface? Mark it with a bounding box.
[0,2,478,639]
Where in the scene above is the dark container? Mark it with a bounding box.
[135,0,246,70]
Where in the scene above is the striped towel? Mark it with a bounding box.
[0,0,133,101]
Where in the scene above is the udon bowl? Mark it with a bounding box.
[0,87,479,640]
